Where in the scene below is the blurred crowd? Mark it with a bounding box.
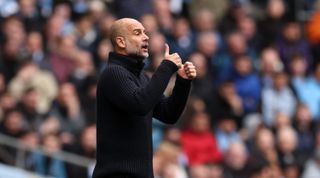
[1,0,320,178]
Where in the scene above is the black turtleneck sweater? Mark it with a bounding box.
[93,52,191,178]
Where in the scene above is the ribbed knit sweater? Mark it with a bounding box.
[92,52,191,178]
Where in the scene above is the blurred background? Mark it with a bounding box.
[0,0,320,178]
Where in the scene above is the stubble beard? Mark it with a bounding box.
[126,39,148,60]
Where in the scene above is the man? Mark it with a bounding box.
[92,18,196,178]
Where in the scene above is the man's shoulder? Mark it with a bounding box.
[102,63,130,75]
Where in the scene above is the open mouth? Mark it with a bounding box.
[141,44,148,50]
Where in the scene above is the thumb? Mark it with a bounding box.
[164,43,170,57]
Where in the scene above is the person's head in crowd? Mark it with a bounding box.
[39,116,61,136]
[1,108,25,137]
[2,16,25,43]
[41,133,63,154]
[218,80,237,98]
[163,127,182,145]
[181,97,207,124]
[148,31,166,57]
[172,16,191,39]
[217,116,237,134]
[226,31,247,56]
[57,82,79,107]
[80,124,96,158]
[55,34,78,56]
[73,50,95,77]
[272,71,288,90]
[282,21,301,42]
[154,141,182,165]
[192,9,215,32]
[274,112,291,130]
[254,127,276,154]
[75,13,94,36]
[260,47,283,75]
[294,103,312,126]
[234,55,253,76]
[196,32,218,58]
[21,87,39,113]
[109,18,150,60]
[96,38,113,69]
[188,52,208,78]
[52,2,72,20]
[277,126,298,154]
[237,15,257,42]
[185,112,211,133]
[18,0,37,17]
[45,15,65,44]
[26,31,44,53]
[98,13,116,38]
[224,142,248,171]
[289,53,307,77]
[19,129,39,149]
[153,0,173,31]
[267,0,286,19]
[140,14,159,35]
[0,93,17,119]
[189,164,210,178]
[88,0,107,24]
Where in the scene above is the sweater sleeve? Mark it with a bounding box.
[152,75,192,124]
[101,60,178,115]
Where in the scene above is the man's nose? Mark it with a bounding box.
[143,33,149,41]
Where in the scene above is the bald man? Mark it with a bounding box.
[93,18,196,178]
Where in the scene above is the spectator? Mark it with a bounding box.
[259,47,283,88]
[49,82,85,140]
[8,60,58,114]
[292,104,316,155]
[252,127,279,167]
[25,31,51,70]
[222,142,248,178]
[0,108,26,138]
[229,55,261,113]
[33,133,67,178]
[292,63,320,119]
[140,14,159,35]
[188,52,215,112]
[181,112,222,166]
[214,31,258,84]
[276,21,313,73]
[196,31,219,64]
[262,71,297,126]
[17,0,43,32]
[16,88,43,129]
[258,0,286,49]
[215,116,241,153]
[166,16,195,60]
[276,126,306,170]
[210,80,243,127]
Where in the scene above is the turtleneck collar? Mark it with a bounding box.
[108,52,145,76]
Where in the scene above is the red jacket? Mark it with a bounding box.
[181,129,222,166]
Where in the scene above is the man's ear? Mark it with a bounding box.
[115,36,126,49]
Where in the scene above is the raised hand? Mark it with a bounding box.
[177,61,197,80]
[164,43,182,69]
